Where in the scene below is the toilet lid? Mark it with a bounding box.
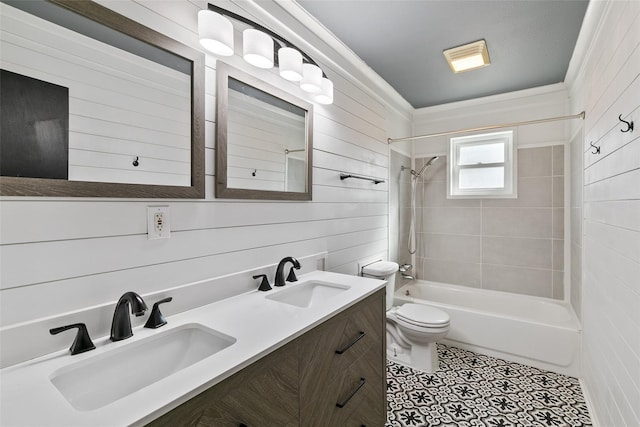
[396,303,449,327]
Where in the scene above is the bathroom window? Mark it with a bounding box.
[448,130,517,198]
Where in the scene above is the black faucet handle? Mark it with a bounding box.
[50,323,96,355]
[144,297,173,329]
[286,266,299,283]
[253,274,272,291]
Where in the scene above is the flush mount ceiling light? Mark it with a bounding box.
[443,39,491,73]
[198,4,334,104]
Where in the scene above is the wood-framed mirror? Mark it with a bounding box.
[215,62,313,201]
[0,0,204,198]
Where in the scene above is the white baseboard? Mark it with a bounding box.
[579,378,600,427]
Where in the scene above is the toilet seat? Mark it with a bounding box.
[396,303,449,328]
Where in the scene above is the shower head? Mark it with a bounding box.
[411,156,440,178]
[426,156,440,167]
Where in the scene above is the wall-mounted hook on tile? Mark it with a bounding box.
[590,141,600,155]
[251,169,257,176]
[132,156,139,167]
[619,114,634,133]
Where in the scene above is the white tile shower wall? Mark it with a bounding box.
[566,1,640,425]
[412,147,564,299]
[0,0,412,367]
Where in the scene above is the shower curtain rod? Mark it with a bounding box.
[386,111,585,144]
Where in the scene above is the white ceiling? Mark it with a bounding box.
[296,0,590,109]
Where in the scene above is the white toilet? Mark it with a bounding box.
[361,260,450,373]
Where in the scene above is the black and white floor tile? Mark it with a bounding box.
[386,344,592,427]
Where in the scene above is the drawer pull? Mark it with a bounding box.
[336,377,366,408]
[335,331,366,354]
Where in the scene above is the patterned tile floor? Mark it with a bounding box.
[386,344,592,427]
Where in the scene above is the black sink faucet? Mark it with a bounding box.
[110,292,148,341]
[274,257,301,287]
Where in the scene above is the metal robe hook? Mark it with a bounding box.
[590,141,600,155]
[251,169,256,176]
[619,114,634,133]
[132,156,139,167]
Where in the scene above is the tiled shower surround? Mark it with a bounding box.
[397,146,565,299]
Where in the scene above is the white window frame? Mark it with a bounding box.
[447,130,517,199]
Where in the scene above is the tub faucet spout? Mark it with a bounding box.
[110,292,148,341]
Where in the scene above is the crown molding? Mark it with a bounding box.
[564,0,610,93]
[413,83,569,118]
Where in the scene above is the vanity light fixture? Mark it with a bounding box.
[315,77,334,104]
[300,63,322,93]
[443,39,491,73]
[197,10,234,57]
[198,4,334,104]
[278,47,303,81]
[243,29,274,69]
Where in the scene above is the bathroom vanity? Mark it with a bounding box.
[149,289,385,426]
[0,271,386,426]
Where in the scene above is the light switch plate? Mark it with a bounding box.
[147,206,170,240]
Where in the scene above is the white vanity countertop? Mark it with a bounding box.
[0,271,385,427]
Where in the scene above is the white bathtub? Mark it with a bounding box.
[394,280,582,377]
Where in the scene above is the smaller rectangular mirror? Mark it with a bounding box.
[216,62,313,200]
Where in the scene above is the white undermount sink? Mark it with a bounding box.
[50,323,236,412]
[266,280,350,308]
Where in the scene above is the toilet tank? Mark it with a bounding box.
[361,261,398,310]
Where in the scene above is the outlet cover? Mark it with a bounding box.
[148,206,170,240]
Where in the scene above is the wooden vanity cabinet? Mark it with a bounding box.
[298,289,386,426]
[148,289,386,427]
[148,337,300,427]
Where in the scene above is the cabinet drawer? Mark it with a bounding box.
[299,291,386,427]
[327,347,386,426]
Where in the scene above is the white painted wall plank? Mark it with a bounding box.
[568,0,640,424]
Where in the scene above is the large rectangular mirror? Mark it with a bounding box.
[0,0,204,198]
[216,62,312,200]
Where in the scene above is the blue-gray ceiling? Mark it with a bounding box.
[297,0,589,108]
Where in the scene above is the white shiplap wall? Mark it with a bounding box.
[0,0,412,367]
[567,0,640,425]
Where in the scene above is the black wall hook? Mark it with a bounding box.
[251,169,256,176]
[619,114,634,133]
[590,141,600,154]
[132,156,139,167]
